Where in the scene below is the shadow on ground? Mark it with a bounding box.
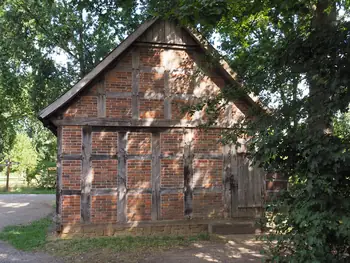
[141,235,264,263]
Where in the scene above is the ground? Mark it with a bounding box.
[0,194,265,263]
[0,194,62,263]
[0,194,54,230]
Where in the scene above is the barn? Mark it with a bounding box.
[39,18,267,237]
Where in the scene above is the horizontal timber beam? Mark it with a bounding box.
[91,188,118,196]
[61,189,81,195]
[52,118,231,129]
[61,154,117,160]
[134,42,199,50]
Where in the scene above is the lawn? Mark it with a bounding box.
[0,186,55,194]
[0,217,52,250]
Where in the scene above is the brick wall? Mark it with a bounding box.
[160,159,184,188]
[140,72,164,94]
[139,99,164,119]
[193,159,223,188]
[105,72,132,93]
[169,72,194,95]
[193,129,222,154]
[106,98,132,118]
[91,195,117,223]
[61,195,80,224]
[139,48,161,67]
[60,45,250,122]
[127,194,152,221]
[160,193,184,220]
[127,132,151,155]
[171,99,193,120]
[127,160,151,189]
[62,160,81,190]
[92,159,118,188]
[64,96,97,118]
[192,192,223,218]
[62,126,82,154]
[160,130,183,155]
[92,131,118,155]
[57,44,259,229]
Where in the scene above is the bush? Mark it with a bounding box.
[28,160,56,189]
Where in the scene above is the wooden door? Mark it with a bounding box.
[231,154,265,218]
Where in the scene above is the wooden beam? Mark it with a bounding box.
[90,154,117,160]
[192,187,223,193]
[117,132,127,223]
[106,92,132,98]
[91,188,118,196]
[52,118,233,129]
[184,129,194,217]
[60,154,82,160]
[160,188,183,194]
[127,155,152,160]
[91,126,171,133]
[56,126,62,222]
[231,149,239,217]
[222,144,232,218]
[132,48,140,120]
[193,153,223,159]
[151,132,161,221]
[97,78,106,117]
[81,126,92,222]
[128,189,152,194]
[139,66,165,74]
[61,189,81,195]
[164,70,172,120]
[133,42,198,50]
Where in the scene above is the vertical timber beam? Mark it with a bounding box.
[184,128,193,217]
[222,144,232,218]
[117,132,127,223]
[164,70,172,119]
[231,146,239,217]
[56,126,63,229]
[151,132,161,220]
[222,102,233,217]
[132,48,140,120]
[97,78,106,117]
[81,126,92,222]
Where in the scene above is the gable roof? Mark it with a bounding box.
[39,17,259,123]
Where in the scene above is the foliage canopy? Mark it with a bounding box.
[0,1,350,261]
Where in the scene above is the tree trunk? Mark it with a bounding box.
[5,160,11,192]
[307,0,336,135]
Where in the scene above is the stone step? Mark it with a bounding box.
[208,221,260,235]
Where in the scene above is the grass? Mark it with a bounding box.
[0,186,55,194]
[0,217,52,251]
[46,233,210,257]
[0,217,210,258]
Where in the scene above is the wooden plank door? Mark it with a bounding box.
[231,154,265,218]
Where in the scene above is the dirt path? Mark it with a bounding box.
[140,235,265,263]
[0,194,62,263]
[0,241,63,263]
[64,235,265,263]
[0,194,55,230]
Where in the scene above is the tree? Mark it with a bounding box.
[146,0,350,261]
[8,133,38,178]
[0,0,143,159]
